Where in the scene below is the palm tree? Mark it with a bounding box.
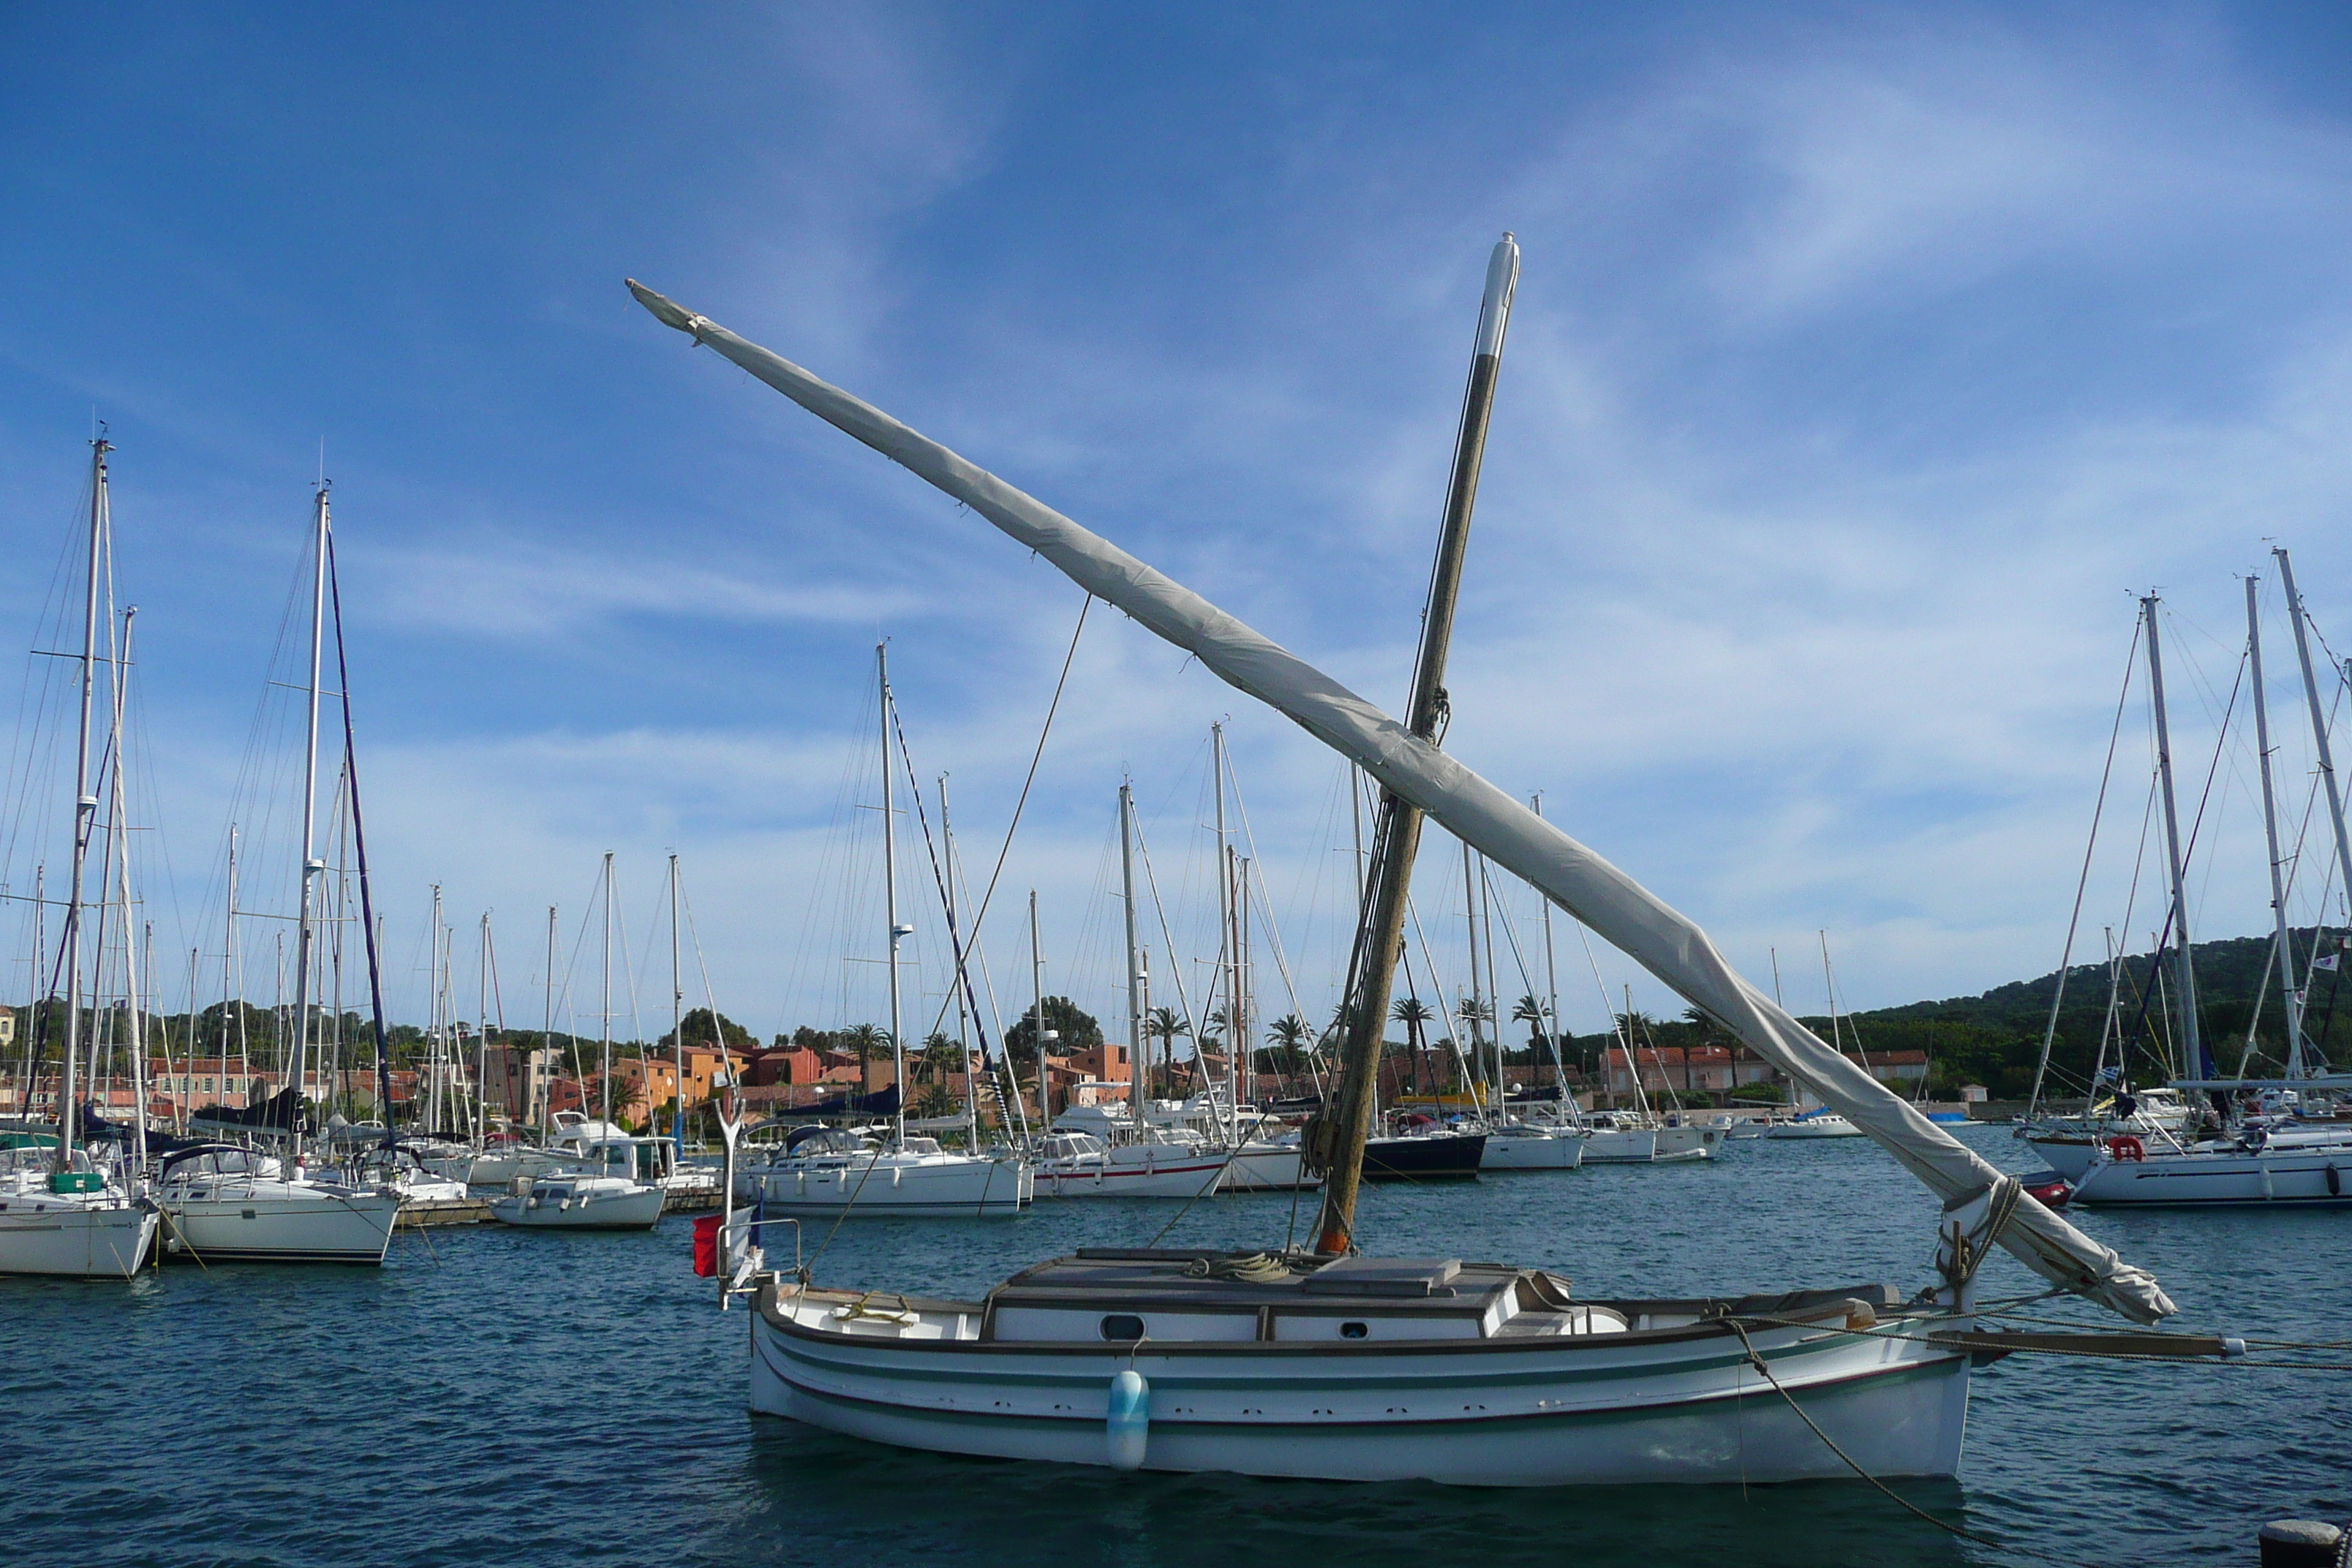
[842,1022,887,1101]
[921,1030,963,1085]
[1391,995,1435,1095]
[1512,993,1551,1096]
[1267,1014,1308,1098]
[1145,1006,1190,1100]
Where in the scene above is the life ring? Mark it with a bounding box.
[2105,1134,2145,1163]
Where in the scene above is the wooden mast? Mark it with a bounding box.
[1311,233,1518,1254]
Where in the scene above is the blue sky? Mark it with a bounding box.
[6,4,2352,1048]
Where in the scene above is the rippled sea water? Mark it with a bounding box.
[4,1124,2345,1567]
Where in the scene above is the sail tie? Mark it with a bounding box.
[1936,1175,2023,1299]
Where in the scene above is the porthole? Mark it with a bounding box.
[1100,1314,1145,1342]
[1340,1322,1369,1340]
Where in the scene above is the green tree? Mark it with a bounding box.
[920,1031,965,1083]
[1005,996,1103,1059]
[1392,995,1436,1093]
[1145,1007,1190,1098]
[841,1022,889,1099]
[665,1007,754,1052]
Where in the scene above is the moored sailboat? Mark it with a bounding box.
[633,234,2179,1483]
[0,437,159,1279]
[157,484,397,1264]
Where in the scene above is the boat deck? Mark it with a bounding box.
[763,1248,1904,1349]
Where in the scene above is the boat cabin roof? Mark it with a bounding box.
[982,1250,1909,1319]
[991,1250,1516,1316]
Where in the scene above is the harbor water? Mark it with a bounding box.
[4,1124,2344,1567]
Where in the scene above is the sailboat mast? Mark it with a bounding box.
[476,913,492,1153]
[1313,233,1518,1254]
[1462,843,1485,1110]
[2247,576,2305,1077]
[2275,549,2352,970]
[2142,595,2204,1080]
[599,858,613,1130]
[1239,852,1254,1112]
[57,434,109,1168]
[1120,781,1145,1135]
[110,605,148,1165]
[1534,794,1561,1099]
[941,774,979,1150]
[1212,722,1236,1141]
[22,866,42,1107]
[543,905,557,1136]
[287,484,330,1168]
[1028,889,1047,1134]
[429,883,445,1134]
[878,644,908,1148]
[669,854,684,1153]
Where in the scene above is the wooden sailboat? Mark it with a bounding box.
[633,235,2182,1482]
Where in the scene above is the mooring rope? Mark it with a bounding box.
[1720,1314,2096,1567]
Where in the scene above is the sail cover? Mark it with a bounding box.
[627,280,2174,1324]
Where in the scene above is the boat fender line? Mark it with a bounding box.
[2327,1164,2341,1198]
[1107,1368,1149,1471]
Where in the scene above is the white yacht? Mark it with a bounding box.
[1035,1128,1229,1198]
[1036,1106,1319,1196]
[2021,1088,2198,1180]
[1572,1110,1719,1162]
[1766,1110,1867,1140]
[1477,1122,1587,1170]
[2067,1122,2352,1207]
[315,1143,471,1207]
[489,1172,664,1229]
[0,1141,159,1279]
[747,1128,1031,1218]
[0,442,161,1282]
[154,1145,400,1265]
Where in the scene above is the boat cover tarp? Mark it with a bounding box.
[627,281,2174,1324]
[766,1085,900,1120]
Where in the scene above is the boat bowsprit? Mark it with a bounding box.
[745,1250,1971,1485]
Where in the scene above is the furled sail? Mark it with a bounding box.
[627,279,2175,1324]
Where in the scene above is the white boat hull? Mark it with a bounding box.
[1766,1116,1866,1140]
[162,1184,399,1264]
[2070,1147,2352,1207]
[489,1183,666,1229]
[1580,1126,1716,1164]
[1479,1133,1587,1170]
[2024,1135,2100,1181]
[1037,1147,1233,1199]
[754,1156,1031,1217]
[748,1283,1969,1485]
[0,1198,158,1278]
[1215,1144,1316,1192]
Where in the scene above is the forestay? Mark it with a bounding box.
[625,279,2174,1325]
